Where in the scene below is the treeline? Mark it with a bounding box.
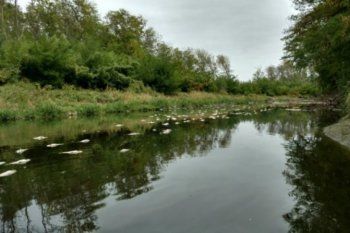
[284,0,350,96]
[0,0,317,96]
[239,61,319,96]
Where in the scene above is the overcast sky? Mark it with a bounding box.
[19,0,295,81]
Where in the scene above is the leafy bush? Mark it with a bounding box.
[135,55,181,94]
[0,110,16,122]
[0,39,30,84]
[78,104,101,117]
[35,103,64,120]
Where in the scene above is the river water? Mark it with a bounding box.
[0,108,349,233]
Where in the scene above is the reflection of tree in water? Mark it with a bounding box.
[0,117,238,232]
[0,109,342,232]
[253,110,315,140]
[283,134,350,233]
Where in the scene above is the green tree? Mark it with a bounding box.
[284,0,350,94]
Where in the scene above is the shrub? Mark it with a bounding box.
[35,103,64,120]
[0,110,17,122]
[21,36,75,88]
[135,55,181,94]
[78,104,101,117]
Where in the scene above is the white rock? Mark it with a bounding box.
[10,159,31,165]
[0,170,16,177]
[60,150,83,155]
[16,148,28,154]
[0,161,6,166]
[115,124,123,127]
[162,123,169,126]
[120,149,130,153]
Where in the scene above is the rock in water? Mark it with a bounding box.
[0,170,17,177]
[120,149,130,153]
[0,161,6,166]
[60,150,83,155]
[16,148,28,154]
[10,159,31,165]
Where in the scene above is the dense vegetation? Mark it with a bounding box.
[284,0,350,96]
[0,0,317,96]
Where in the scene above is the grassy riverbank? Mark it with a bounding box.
[0,82,325,122]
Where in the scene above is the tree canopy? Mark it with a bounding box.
[284,0,350,94]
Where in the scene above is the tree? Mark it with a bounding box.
[105,9,147,56]
[284,0,350,94]
[216,55,231,78]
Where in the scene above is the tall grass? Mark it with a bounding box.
[0,82,318,122]
[35,103,64,121]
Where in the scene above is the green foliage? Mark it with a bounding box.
[0,110,16,122]
[0,0,321,97]
[135,55,181,94]
[21,36,74,88]
[127,80,154,94]
[78,105,101,117]
[35,103,64,120]
[0,39,30,84]
[284,0,350,94]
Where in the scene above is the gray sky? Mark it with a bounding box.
[19,0,295,81]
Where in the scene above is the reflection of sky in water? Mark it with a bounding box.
[97,122,293,233]
[1,109,348,232]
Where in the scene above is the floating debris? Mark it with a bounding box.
[10,159,31,165]
[60,150,83,155]
[161,129,172,135]
[128,132,140,136]
[47,143,64,148]
[16,148,28,154]
[286,108,302,112]
[80,139,90,143]
[33,136,47,141]
[120,149,130,153]
[0,170,16,178]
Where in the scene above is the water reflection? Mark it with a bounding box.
[283,133,350,233]
[0,109,346,232]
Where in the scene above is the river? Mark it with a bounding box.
[0,108,348,233]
